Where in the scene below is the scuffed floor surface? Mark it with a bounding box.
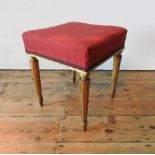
[0,70,155,153]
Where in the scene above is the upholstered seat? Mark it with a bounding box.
[22,22,127,71]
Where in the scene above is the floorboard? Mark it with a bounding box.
[0,70,155,153]
[56,143,155,154]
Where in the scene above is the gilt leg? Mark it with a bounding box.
[80,73,90,131]
[111,53,122,98]
[30,56,43,106]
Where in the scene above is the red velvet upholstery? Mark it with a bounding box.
[22,22,127,71]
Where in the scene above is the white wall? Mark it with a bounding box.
[0,0,155,70]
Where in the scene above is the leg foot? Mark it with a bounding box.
[73,71,76,84]
[39,96,43,107]
[111,90,115,98]
[81,123,87,132]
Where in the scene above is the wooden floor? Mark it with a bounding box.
[0,70,155,153]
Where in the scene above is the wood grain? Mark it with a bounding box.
[0,116,60,143]
[56,143,155,154]
[58,116,155,143]
[0,143,56,154]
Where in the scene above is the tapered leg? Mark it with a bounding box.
[80,73,90,131]
[30,56,43,106]
[73,71,76,84]
[111,52,122,98]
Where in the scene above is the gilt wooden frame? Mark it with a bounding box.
[29,48,124,131]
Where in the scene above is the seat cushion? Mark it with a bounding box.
[22,22,127,71]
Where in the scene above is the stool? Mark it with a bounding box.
[22,22,127,131]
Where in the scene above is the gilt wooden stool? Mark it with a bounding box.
[22,22,127,131]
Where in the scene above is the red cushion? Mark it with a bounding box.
[22,22,127,71]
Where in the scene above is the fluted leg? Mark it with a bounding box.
[73,71,76,84]
[30,56,43,106]
[111,53,122,98]
[80,73,90,131]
